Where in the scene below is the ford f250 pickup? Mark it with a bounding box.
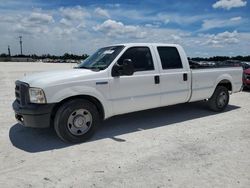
[13,43,243,143]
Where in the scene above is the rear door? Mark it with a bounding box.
[109,46,161,115]
[155,46,191,106]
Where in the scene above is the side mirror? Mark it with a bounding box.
[122,59,134,76]
[112,59,134,77]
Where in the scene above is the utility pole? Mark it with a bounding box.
[8,45,11,56]
[19,36,23,55]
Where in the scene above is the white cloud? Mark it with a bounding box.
[53,27,78,36]
[230,16,242,21]
[94,7,110,18]
[145,23,156,28]
[145,22,161,28]
[201,30,239,47]
[13,23,49,35]
[0,15,21,23]
[157,13,207,25]
[76,23,86,29]
[59,18,72,26]
[93,19,146,39]
[106,3,120,8]
[164,18,170,24]
[212,0,247,10]
[10,12,54,36]
[27,12,54,24]
[171,34,181,42]
[59,6,90,20]
[201,17,242,31]
[57,6,90,32]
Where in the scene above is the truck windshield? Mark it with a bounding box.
[77,45,124,70]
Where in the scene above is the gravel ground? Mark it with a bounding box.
[0,62,250,188]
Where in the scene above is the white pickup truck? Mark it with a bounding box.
[13,43,243,143]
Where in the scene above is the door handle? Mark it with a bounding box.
[183,73,188,81]
[96,81,108,85]
[154,75,160,84]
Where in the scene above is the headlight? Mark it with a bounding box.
[29,87,46,103]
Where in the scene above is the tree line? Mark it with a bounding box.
[189,55,250,62]
[1,53,250,62]
[0,53,89,60]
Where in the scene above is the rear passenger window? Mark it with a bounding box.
[118,47,154,72]
[157,47,183,69]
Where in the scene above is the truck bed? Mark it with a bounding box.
[189,66,243,102]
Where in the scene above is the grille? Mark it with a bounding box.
[15,84,21,104]
[15,81,29,106]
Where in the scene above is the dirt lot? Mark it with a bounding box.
[0,62,250,188]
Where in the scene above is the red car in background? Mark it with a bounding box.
[243,68,250,89]
[242,62,250,89]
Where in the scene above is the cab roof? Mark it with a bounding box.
[109,43,181,48]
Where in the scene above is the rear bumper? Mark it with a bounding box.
[12,100,55,128]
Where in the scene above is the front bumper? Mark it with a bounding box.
[12,100,55,128]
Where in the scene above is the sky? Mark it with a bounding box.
[0,0,249,57]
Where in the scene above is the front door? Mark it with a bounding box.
[109,46,161,116]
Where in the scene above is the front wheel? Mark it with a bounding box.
[208,86,229,112]
[54,99,100,143]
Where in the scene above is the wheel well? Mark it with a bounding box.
[217,80,232,91]
[50,95,105,127]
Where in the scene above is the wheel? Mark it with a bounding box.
[54,99,100,143]
[208,86,229,112]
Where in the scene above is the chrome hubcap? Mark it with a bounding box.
[67,109,92,135]
[217,91,227,107]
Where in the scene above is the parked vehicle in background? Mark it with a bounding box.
[240,62,250,89]
[241,62,250,70]
[243,69,250,89]
[12,43,243,143]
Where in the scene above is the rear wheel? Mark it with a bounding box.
[208,86,229,112]
[54,99,100,143]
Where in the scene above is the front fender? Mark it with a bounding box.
[44,85,112,119]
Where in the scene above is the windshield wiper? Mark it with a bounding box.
[90,67,101,71]
[77,66,91,69]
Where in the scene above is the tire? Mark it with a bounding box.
[208,86,229,112]
[54,99,100,143]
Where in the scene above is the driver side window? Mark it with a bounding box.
[118,47,154,72]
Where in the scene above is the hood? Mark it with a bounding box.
[19,69,98,88]
[244,68,250,74]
